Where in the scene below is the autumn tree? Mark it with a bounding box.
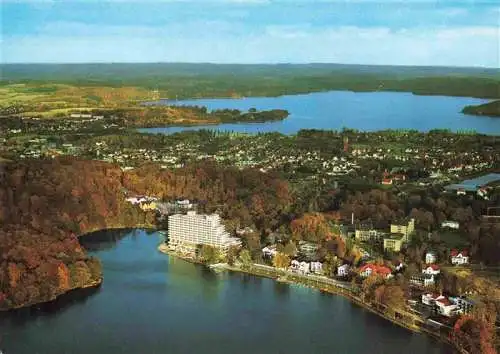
[361,274,385,302]
[272,252,291,269]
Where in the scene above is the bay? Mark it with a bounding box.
[0,230,452,354]
[140,91,498,135]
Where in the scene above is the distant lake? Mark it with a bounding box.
[0,230,452,354]
[140,91,498,135]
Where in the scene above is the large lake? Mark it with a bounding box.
[0,229,452,354]
[140,91,499,135]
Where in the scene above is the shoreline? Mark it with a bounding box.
[1,277,103,312]
[158,243,462,353]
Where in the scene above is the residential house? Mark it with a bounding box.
[450,250,469,265]
[394,261,404,272]
[435,297,459,317]
[358,264,392,279]
[425,251,437,264]
[290,260,310,274]
[310,261,323,274]
[140,201,157,211]
[410,274,435,287]
[441,220,459,229]
[381,178,393,185]
[337,264,350,277]
[298,241,319,259]
[449,297,474,314]
[262,246,277,258]
[422,293,443,306]
[422,264,440,276]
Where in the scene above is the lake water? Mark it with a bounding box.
[0,229,452,354]
[139,91,499,135]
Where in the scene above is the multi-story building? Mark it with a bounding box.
[355,226,384,242]
[383,234,404,252]
[168,211,241,255]
[390,218,415,242]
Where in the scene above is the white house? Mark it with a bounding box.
[441,220,460,229]
[450,250,469,265]
[310,261,323,274]
[262,246,277,258]
[422,293,443,306]
[126,196,148,205]
[411,274,435,287]
[359,264,392,279]
[425,252,437,264]
[449,297,474,314]
[422,264,440,275]
[394,261,404,272]
[435,297,459,317]
[290,260,310,274]
[337,264,350,277]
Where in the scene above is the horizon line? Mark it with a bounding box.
[1,61,499,70]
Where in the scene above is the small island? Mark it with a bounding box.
[462,100,500,117]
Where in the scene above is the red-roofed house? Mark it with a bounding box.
[450,250,469,265]
[435,297,459,317]
[422,264,440,275]
[422,293,444,306]
[359,264,393,279]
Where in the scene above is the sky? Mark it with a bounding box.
[1,0,499,67]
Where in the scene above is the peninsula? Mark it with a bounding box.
[462,100,500,118]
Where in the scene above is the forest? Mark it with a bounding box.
[2,63,499,100]
[90,106,289,127]
[463,100,500,118]
[0,153,499,314]
[0,158,154,310]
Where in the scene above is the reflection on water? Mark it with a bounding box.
[79,228,134,251]
[0,285,101,326]
[139,91,498,135]
[0,229,453,354]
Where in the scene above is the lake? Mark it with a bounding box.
[0,229,452,354]
[139,91,499,135]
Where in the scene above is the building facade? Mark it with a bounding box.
[390,218,415,242]
[383,234,404,252]
[168,211,241,255]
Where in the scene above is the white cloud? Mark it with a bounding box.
[3,23,499,67]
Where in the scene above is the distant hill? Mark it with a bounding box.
[462,100,500,117]
[1,63,499,99]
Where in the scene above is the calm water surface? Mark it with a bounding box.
[140,91,498,135]
[0,230,452,354]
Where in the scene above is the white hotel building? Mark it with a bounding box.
[168,211,241,255]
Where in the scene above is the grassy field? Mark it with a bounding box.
[1,63,499,120]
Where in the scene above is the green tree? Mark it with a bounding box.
[199,244,218,264]
[238,249,253,269]
[226,245,240,266]
[283,241,298,257]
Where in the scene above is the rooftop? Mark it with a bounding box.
[445,173,500,192]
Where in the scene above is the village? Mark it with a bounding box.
[1,123,498,197]
[124,191,491,335]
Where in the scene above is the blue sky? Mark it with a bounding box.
[2,0,499,67]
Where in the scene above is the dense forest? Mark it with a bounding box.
[0,158,153,310]
[2,63,499,99]
[1,154,499,313]
[463,100,500,117]
[0,158,293,310]
[90,106,289,127]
